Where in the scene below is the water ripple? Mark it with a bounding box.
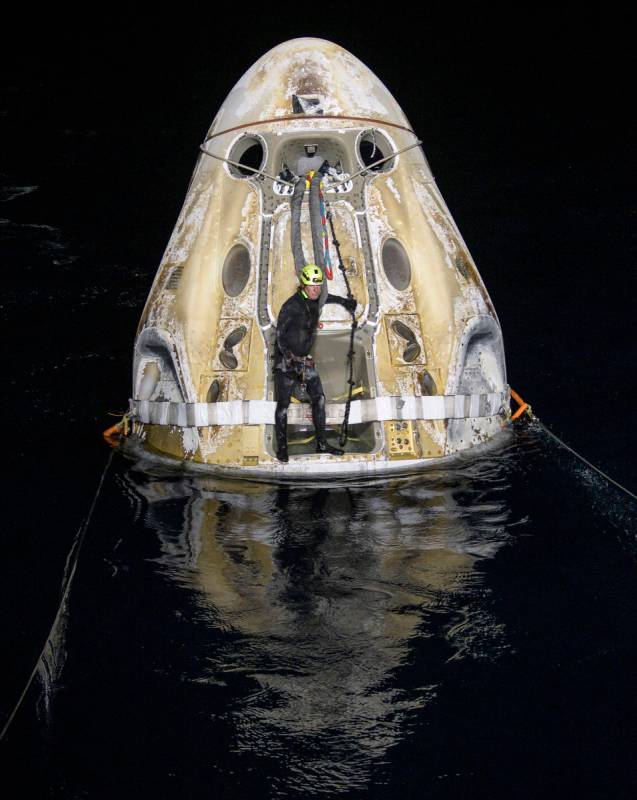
[111,441,528,793]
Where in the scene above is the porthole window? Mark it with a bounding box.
[222,243,251,297]
[227,134,266,178]
[357,129,395,172]
[206,379,221,403]
[419,370,437,396]
[382,238,411,291]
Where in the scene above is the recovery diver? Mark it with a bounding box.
[274,264,356,463]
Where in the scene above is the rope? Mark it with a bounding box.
[200,140,423,194]
[326,140,423,191]
[199,145,294,187]
[325,199,357,447]
[0,450,114,742]
[536,418,637,502]
[204,114,418,141]
[508,388,637,502]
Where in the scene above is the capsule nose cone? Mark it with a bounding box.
[208,38,411,138]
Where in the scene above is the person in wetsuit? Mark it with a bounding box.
[274,264,356,463]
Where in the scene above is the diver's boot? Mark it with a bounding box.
[311,393,343,456]
[274,403,289,463]
[316,439,344,456]
[275,432,289,463]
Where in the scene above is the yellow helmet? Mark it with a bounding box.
[300,264,324,285]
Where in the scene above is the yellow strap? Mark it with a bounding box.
[332,385,365,402]
[288,434,316,445]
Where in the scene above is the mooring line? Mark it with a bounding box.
[534,418,637,502]
[508,387,636,502]
[0,450,114,742]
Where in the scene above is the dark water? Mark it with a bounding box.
[6,433,637,798]
[2,15,636,799]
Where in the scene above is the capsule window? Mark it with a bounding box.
[222,243,251,297]
[419,369,437,396]
[227,135,265,178]
[357,129,395,172]
[206,379,221,403]
[382,238,411,291]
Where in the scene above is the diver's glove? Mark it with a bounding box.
[341,296,357,313]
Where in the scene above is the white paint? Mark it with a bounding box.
[385,176,402,204]
[423,420,446,450]
[181,426,200,456]
[364,185,417,316]
[164,184,210,266]
[198,424,235,459]
[410,175,457,271]
[207,39,411,139]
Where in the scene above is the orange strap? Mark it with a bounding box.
[510,403,529,421]
[103,424,122,446]
[103,414,130,445]
[509,387,529,421]
[501,387,531,427]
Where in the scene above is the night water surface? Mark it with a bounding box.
[4,429,637,798]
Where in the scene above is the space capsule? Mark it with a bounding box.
[129,38,508,477]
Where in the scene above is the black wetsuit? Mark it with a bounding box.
[274,290,351,451]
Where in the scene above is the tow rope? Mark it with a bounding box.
[506,388,637,502]
[325,199,357,446]
[0,449,114,742]
[199,144,294,187]
[326,140,423,191]
[199,140,425,194]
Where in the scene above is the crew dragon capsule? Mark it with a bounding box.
[128,38,509,477]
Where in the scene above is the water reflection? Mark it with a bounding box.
[122,447,520,793]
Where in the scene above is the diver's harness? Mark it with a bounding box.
[285,352,315,388]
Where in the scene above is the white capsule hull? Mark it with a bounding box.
[131,38,509,475]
